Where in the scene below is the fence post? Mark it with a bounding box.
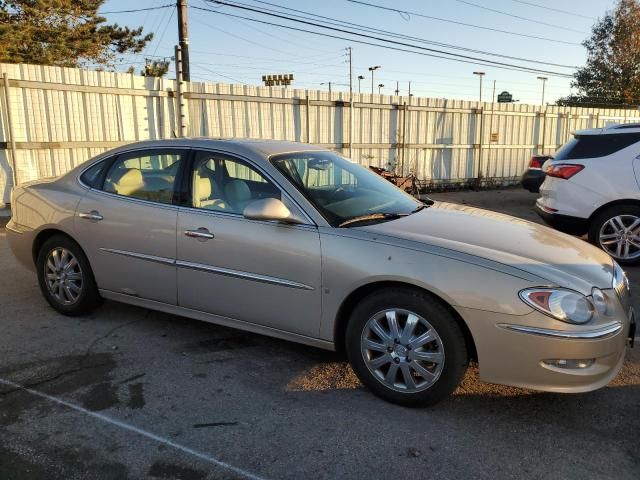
[2,73,18,188]
[400,101,408,176]
[475,106,484,183]
[305,95,310,143]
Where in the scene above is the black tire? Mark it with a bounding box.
[36,234,102,316]
[346,288,468,407]
[588,204,640,266]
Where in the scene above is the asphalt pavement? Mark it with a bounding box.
[0,189,638,480]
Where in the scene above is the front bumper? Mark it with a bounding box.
[535,201,589,236]
[456,293,632,393]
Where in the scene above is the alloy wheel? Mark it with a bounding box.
[599,214,640,261]
[360,309,445,393]
[44,247,83,305]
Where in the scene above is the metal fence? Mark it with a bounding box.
[2,61,640,205]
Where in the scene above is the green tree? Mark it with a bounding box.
[0,0,153,67]
[559,0,640,107]
[141,58,170,77]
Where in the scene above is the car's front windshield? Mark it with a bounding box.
[271,151,424,227]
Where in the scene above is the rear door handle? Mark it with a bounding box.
[79,211,103,222]
[184,228,215,240]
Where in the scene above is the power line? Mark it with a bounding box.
[453,0,587,34]
[238,0,577,68]
[151,6,176,59]
[507,0,594,20]
[99,4,174,14]
[345,0,581,46]
[196,2,573,77]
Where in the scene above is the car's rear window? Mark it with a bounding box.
[553,133,640,160]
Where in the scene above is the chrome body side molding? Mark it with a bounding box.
[99,248,314,290]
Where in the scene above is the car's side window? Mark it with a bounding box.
[101,150,184,204]
[191,152,281,215]
[80,160,107,188]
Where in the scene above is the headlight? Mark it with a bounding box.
[612,261,629,297]
[519,288,594,324]
[591,288,608,315]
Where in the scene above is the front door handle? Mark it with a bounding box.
[184,228,215,240]
[79,211,103,222]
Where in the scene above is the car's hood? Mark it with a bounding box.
[361,202,614,294]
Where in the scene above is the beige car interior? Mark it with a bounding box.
[105,165,175,204]
[193,161,255,214]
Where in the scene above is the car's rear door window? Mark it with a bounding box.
[100,150,186,204]
[554,133,640,160]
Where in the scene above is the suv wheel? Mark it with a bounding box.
[589,205,640,265]
[346,288,468,407]
[36,234,102,315]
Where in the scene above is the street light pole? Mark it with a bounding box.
[473,71,485,103]
[378,83,384,95]
[537,76,548,105]
[357,75,364,94]
[369,65,381,95]
[321,82,332,94]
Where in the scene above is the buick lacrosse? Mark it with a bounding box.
[7,139,635,406]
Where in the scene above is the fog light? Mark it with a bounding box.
[543,359,595,369]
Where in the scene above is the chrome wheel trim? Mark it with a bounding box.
[361,308,445,393]
[44,247,83,305]
[599,215,640,260]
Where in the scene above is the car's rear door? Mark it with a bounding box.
[176,149,322,337]
[74,148,189,304]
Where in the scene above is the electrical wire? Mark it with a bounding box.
[99,4,174,14]
[507,0,594,20]
[345,0,581,46]
[236,0,577,68]
[194,3,573,77]
[453,0,586,34]
[150,6,176,59]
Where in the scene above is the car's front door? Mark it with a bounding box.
[176,150,322,337]
[75,148,188,304]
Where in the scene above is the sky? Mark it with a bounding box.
[100,0,618,105]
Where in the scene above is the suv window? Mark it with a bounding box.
[191,152,281,214]
[101,150,184,204]
[554,133,640,160]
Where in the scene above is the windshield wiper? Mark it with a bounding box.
[411,203,429,213]
[338,212,407,228]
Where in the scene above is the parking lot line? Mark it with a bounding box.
[0,378,267,480]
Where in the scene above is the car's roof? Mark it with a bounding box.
[573,123,640,136]
[105,138,329,159]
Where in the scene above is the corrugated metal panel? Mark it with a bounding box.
[2,62,640,204]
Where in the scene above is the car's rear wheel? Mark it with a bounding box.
[346,288,468,407]
[36,234,101,315]
[589,205,640,265]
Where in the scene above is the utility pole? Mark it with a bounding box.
[395,80,399,96]
[174,45,186,137]
[348,47,354,161]
[492,80,496,103]
[408,81,412,97]
[321,82,332,94]
[473,71,485,103]
[347,47,353,96]
[177,0,190,81]
[537,76,548,105]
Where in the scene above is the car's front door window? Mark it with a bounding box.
[191,152,281,215]
[101,150,184,204]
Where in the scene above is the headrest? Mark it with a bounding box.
[114,168,144,196]
[195,176,212,202]
[224,180,251,205]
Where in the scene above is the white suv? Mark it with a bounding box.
[536,123,640,264]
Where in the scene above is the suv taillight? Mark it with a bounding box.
[545,164,584,179]
[529,155,550,169]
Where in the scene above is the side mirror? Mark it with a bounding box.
[243,198,306,225]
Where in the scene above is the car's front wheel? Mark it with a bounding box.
[346,288,468,407]
[589,205,640,265]
[36,234,102,315]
